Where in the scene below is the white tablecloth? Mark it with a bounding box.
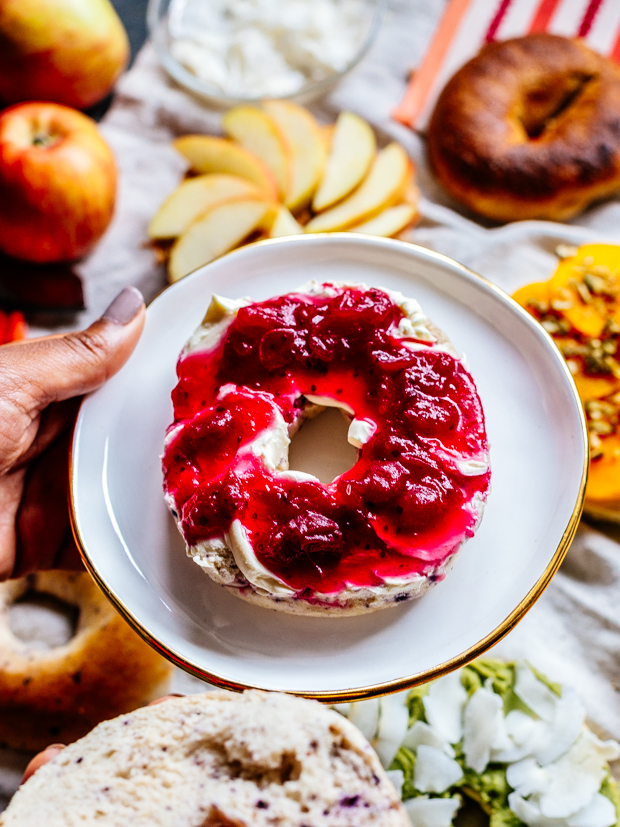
[5,0,620,808]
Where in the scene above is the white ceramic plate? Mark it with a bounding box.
[71,234,587,700]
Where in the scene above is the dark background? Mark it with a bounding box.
[113,0,149,65]
[89,0,149,120]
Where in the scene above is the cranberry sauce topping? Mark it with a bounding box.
[163,285,490,596]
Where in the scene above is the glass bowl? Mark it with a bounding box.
[146,0,387,107]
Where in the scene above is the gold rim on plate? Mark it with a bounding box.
[69,233,589,702]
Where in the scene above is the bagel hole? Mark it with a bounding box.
[288,407,358,484]
[521,72,595,139]
[9,591,79,650]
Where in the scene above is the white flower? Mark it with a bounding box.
[423,671,468,745]
[508,729,620,821]
[373,692,411,769]
[404,796,461,827]
[385,769,405,799]
[491,710,542,763]
[347,697,379,742]
[508,792,617,827]
[463,680,504,773]
[413,745,463,793]
[402,721,455,758]
[514,663,559,722]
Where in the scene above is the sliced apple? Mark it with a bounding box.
[403,181,420,206]
[269,205,304,238]
[349,203,418,237]
[169,198,276,283]
[148,174,263,239]
[222,106,291,200]
[320,124,334,152]
[312,112,376,212]
[173,135,278,199]
[305,143,411,233]
[262,100,327,212]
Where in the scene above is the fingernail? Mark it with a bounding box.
[45,744,66,751]
[102,287,144,325]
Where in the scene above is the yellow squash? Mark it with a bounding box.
[513,244,620,518]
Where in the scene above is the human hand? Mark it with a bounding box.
[0,286,145,580]
[21,695,185,784]
[21,745,65,785]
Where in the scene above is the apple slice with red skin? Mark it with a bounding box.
[0,102,116,263]
[173,135,278,200]
[148,174,263,239]
[169,198,277,283]
[304,143,412,233]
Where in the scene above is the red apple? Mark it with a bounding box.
[0,0,129,110]
[0,102,117,263]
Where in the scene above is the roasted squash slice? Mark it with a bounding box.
[513,244,620,519]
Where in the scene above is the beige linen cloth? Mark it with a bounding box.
[4,0,620,808]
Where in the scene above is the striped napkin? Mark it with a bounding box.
[394,0,620,131]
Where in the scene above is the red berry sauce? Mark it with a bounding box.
[163,284,490,601]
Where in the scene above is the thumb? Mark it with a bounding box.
[3,287,145,412]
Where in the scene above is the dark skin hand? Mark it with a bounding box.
[0,285,150,789]
[0,286,145,580]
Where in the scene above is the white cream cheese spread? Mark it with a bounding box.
[166,0,372,98]
[164,280,491,615]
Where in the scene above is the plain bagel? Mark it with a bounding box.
[1,690,409,827]
[428,34,620,222]
[0,571,172,750]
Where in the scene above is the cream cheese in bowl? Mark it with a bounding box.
[149,0,384,102]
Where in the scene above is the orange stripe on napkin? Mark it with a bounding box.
[528,0,562,31]
[392,0,474,126]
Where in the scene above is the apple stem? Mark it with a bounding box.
[32,132,57,148]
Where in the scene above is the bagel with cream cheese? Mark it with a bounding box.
[162,282,490,615]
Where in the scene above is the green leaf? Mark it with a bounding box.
[526,661,562,698]
[405,684,429,728]
[461,658,534,716]
[489,803,526,827]
[461,765,512,811]
[390,746,418,801]
[600,773,620,827]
